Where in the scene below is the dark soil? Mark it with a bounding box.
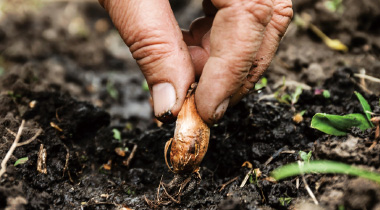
[0,1,380,209]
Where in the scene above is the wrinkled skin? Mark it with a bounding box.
[99,0,293,124]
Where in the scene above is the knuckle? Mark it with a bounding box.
[213,0,274,26]
[270,0,293,35]
[128,31,174,71]
[274,0,293,23]
[243,0,274,26]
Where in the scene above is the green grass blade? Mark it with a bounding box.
[354,91,374,127]
[271,160,380,184]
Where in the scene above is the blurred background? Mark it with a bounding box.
[0,0,204,128]
[0,0,379,128]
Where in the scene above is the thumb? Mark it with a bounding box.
[102,0,194,122]
[195,0,274,124]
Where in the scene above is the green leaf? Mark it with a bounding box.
[291,86,303,105]
[254,77,267,90]
[324,1,336,12]
[271,160,380,184]
[299,110,306,116]
[354,91,374,127]
[279,197,292,206]
[324,0,343,13]
[106,79,119,100]
[323,90,331,99]
[299,151,312,163]
[274,91,290,105]
[14,157,28,166]
[142,80,149,91]
[249,174,254,184]
[112,128,121,141]
[311,113,372,136]
[281,94,291,104]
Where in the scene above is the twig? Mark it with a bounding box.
[123,144,137,167]
[359,69,367,89]
[162,183,180,204]
[37,144,47,174]
[350,78,373,94]
[273,80,312,90]
[354,73,380,84]
[61,142,73,182]
[5,128,16,137]
[0,120,25,178]
[219,176,239,192]
[298,161,319,205]
[157,176,163,202]
[369,141,377,150]
[2,136,9,143]
[17,129,42,147]
[264,147,287,166]
[240,169,253,188]
[281,150,296,154]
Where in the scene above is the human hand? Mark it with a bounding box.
[99,0,293,124]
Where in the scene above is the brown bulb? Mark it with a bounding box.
[165,83,210,174]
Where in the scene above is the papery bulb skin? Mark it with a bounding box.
[165,83,210,174]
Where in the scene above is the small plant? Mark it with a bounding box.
[14,157,28,166]
[279,195,292,206]
[294,13,348,52]
[274,78,303,106]
[112,128,121,141]
[291,86,303,105]
[324,0,344,14]
[355,91,373,126]
[249,174,254,184]
[311,91,374,136]
[323,90,331,99]
[7,91,22,100]
[254,77,267,90]
[106,79,119,100]
[299,151,312,163]
[271,160,380,184]
[126,188,135,195]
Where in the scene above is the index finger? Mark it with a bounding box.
[100,0,195,122]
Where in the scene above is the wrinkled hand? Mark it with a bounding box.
[99,0,293,124]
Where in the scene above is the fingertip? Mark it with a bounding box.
[152,82,176,122]
[195,80,231,125]
[152,78,194,123]
[213,97,230,122]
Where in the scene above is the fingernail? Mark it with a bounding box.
[152,83,176,117]
[213,98,230,122]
